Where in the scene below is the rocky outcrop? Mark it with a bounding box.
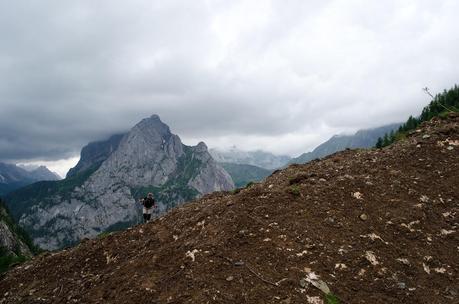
[0,200,32,258]
[5,115,234,250]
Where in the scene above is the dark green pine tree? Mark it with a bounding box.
[389,130,396,143]
[382,133,390,147]
[375,137,383,149]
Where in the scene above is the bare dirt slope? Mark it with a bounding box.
[1,114,458,304]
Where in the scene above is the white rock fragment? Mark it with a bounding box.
[306,296,324,304]
[296,250,308,257]
[401,220,420,232]
[263,238,271,242]
[442,211,451,218]
[364,251,379,265]
[360,233,389,245]
[423,263,431,274]
[434,267,447,273]
[335,263,347,270]
[440,229,455,235]
[304,272,330,294]
[419,195,429,203]
[173,235,178,241]
[185,249,199,262]
[268,184,274,189]
[396,258,410,265]
[352,192,363,200]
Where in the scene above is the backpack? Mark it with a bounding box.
[144,197,155,208]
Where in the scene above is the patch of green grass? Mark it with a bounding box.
[288,185,301,196]
[325,293,340,304]
[97,232,112,239]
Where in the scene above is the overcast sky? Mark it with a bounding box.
[1,0,458,177]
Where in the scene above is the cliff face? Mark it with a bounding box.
[66,134,124,178]
[6,115,234,250]
[0,200,32,258]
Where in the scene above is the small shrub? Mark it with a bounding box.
[97,232,112,239]
[0,254,27,273]
[288,185,301,196]
[231,188,242,194]
[325,293,340,304]
[245,182,255,188]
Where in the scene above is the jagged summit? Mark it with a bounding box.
[133,114,172,140]
[1,114,457,303]
[5,115,234,250]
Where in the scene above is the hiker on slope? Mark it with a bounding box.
[139,192,156,223]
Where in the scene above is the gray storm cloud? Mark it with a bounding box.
[0,0,458,162]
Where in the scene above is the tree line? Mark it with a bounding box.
[376,85,459,148]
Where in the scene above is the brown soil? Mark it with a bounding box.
[1,114,458,304]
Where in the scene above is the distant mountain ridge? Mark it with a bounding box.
[219,162,272,188]
[5,115,234,250]
[290,123,401,164]
[210,148,291,169]
[0,163,60,196]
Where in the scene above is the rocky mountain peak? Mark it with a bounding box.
[194,141,208,153]
[5,115,234,250]
[132,114,172,140]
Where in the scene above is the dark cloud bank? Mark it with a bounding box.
[0,0,458,163]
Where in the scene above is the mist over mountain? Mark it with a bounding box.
[5,115,234,250]
[209,147,291,170]
[290,123,402,164]
[66,134,125,178]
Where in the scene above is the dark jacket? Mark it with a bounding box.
[143,197,155,209]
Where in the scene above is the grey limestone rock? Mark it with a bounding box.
[8,115,234,250]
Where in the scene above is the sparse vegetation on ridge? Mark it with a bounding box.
[376,85,459,148]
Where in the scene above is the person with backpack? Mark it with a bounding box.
[139,192,156,223]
